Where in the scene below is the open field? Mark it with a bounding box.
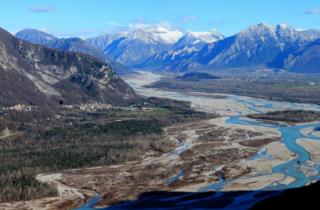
[148,70,320,105]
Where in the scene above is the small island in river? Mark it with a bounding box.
[248,110,320,124]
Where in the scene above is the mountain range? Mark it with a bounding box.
[16,29,131,75]
[16,26,224,70]
[194,24,320,71]
[0,27,136,106]
[14,23,320,73]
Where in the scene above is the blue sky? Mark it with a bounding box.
[1,0,320,37]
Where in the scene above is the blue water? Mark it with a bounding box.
[194,116,320,209]
[74,195,102,210]
[229,95,320,115]
[76,95,320,210]
[166,169,185,185]
[226,117,320,190]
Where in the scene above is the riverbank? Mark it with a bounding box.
[124,71,320,116]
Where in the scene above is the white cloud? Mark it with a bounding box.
[28,6,55,13]
[179,16,198,23]
[304,7,320,15]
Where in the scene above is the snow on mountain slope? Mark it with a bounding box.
[175,31,224,48]
[16,23,320,73]
[137,31,223,70]
[87,25,184,66]
[127,25,183,44]
[196,23,320,68]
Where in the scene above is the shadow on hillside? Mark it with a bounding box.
[101,181,320,210]
[101,190,276,209]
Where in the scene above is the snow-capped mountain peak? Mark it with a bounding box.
[185,31,224,43]
[85,24,225,67]
[14,23,320,73]
[128,25,184,44]
[173,30,223,50]
[238,23,277,38]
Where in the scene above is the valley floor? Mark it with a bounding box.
[1,71,320,209]
[0,115,285,210]
[148,68,320,105]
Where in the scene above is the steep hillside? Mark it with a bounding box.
[271,39,320,73]
[16,29,131,75]
[0,28,136,106]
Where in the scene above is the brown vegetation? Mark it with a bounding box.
[0,103,212,203]
[149,73,320,105]
[248,110,320,123]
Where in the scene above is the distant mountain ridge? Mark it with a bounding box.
[15,29,57,45]
[195,23,320,69]
[87,26,224,68]
[156,23,320,73]
[16,29,131,75]
[136,30,224,71]
[87,26,185,66]
[1,27,136,106]
[15,23,320,73]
